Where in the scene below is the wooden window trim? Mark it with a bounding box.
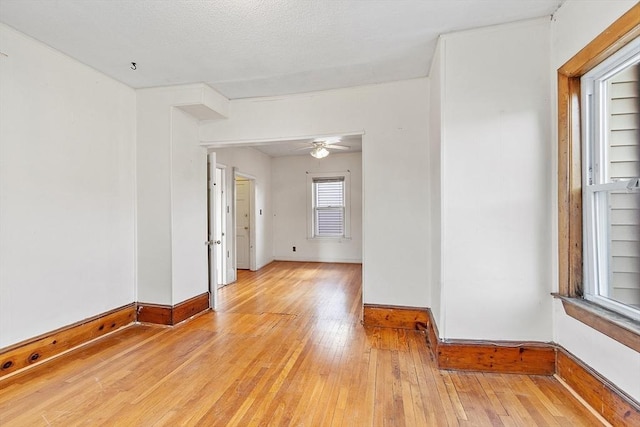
[557,4,640,344]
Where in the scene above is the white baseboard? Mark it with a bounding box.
[274,256,362,264]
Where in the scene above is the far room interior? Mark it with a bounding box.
[205,136,363,294]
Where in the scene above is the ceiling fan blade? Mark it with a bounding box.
[292,146,313,151]
[327,145,349,150]
[319,137,343,145]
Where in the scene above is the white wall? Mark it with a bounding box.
[439,18,553,341]
[136,90,173,305]
[429,40,444,330]
[171,108,209,304]
[272,152,362,263]
[550,0,640,402]
[137,85,218,305]
[0,24,136,347]
[213,146,274,277]
[201,79,430,307]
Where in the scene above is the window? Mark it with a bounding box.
[581,39,640,321]
[557,3,640,351]
[307,172,351,239]
[313,178,345,237]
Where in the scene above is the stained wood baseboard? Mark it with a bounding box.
[415,309,556,375]
[1,293,210,378]
[362,304,429,329]
[136,302,172,325]
[0,303,136,378]
[174,293,210,324]
[556,347,640,426]
[137,292,210,326]
[437,341,556,375]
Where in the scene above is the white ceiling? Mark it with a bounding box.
[0,0,563,100]
[214,134,363,158]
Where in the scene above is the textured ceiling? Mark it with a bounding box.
[0,0,563,99]
[214,135,363,158]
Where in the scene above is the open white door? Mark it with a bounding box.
[214,166,226,287]
[207,152,219,310]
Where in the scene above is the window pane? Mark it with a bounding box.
[315,179,344,207]
[315,208,344,236]
[607,63,639,182]
[598,190,640,309]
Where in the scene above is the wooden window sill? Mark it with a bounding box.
[553,294,640,353]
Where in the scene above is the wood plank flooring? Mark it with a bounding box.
[0,262,603,426]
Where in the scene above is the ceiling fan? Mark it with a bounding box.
[294,137,350,159]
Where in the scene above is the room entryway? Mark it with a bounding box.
[235,177,252,270]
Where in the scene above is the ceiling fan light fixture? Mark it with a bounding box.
[310,146,330,159]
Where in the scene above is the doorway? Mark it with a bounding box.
[235,177,252,270]
[205,134,362,314]
[207,154,229,309]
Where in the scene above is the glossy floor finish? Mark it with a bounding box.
[0,262,601,426]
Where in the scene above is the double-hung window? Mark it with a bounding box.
[581,37,640,320]
[313,178,345,237]
[308,172,351,239]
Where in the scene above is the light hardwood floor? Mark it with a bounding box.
[0,262,601,426]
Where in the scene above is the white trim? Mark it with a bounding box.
[584,294,640,322]
[200,130,365,147]
[234,170,257,181]
[275,256,362,264]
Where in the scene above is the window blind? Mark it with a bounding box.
[313,178,345,237]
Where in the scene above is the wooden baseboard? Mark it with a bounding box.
[136,302,172,325]
[0,293,210,378]
[362,304,429,329]
[137,292,210,326]
[173,293,210,324]
[556,347,640,426]
[0,304,136,378]
[364,305,553,375]
[419,309,555,375]
[419,310,440,363]
[437,340,556,375]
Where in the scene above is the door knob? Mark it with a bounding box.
[215,240,221,244]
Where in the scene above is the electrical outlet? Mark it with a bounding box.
[292,246,296,252]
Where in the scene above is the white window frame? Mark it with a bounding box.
[307,171,351,240]
[581,37,640,321]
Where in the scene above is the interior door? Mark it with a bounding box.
[235,179,250,270]
[214,167,225,288]
[207,153,219,309]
